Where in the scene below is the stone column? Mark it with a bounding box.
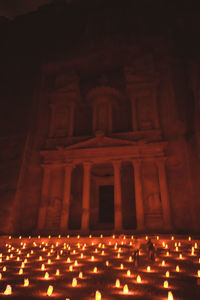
[37,165,51,230]
[68,104,75,137]
[49,104,55,137]
[60,163,73,232]
[81,162,92,232]
[108,103,113,134]
[132,160,145,230]
[156,158,172,230]
[113,160,123,231]
[130,98,138,131]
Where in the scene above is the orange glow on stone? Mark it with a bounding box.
[123,284,129,294]
[47,285,53,296]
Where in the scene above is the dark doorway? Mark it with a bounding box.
[99,185,114,224]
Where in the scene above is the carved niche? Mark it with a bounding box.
[86,86,120,134]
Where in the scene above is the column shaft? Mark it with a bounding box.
[132,160,145,230]
[113,161,123,231]
[37,166,51,230]
[131,98,138,131]
[156,159,172,230]
[60,164,73,231]
[81,162,92,231]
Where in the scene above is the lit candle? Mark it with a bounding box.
[166,271,170,277]
[44,272,49,279]
[164,281,168,288]
[120,264,124,270]
[24,278,29,287]
[127,270,131,276]
[137,275,141,283]
[95,290,101,300]
[56,269,60,276]
[19,268,23,275]
[123,284,129,294]
[168,291,173,300]
[115,279,120,287]
[93,267,97,273]
[4,285,12,295]
[47,285,53,296]
[147,266,151,272]
[176,265,180,272]
[72,278,77,287]
[79,272,83,278]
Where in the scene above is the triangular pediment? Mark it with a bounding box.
[63,133,138,150]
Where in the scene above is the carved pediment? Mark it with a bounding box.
[61,131,138,150]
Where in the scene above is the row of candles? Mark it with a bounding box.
[0,234,200,299]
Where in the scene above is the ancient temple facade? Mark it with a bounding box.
[8,38,200,235]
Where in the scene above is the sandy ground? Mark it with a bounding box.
[0,234,200,299]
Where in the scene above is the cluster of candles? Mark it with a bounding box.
[0,234,199,299]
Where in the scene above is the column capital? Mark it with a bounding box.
[131,159,142,166]
[83,161,92,169]
[41,163,51,170]
[112,160,122,168]
[64,161,75,168]
[155,157,168,167]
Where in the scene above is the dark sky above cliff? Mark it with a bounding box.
[0,0,51,19]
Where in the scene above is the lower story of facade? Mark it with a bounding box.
[37,137,172,234]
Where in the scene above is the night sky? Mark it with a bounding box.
[0,0,51,19]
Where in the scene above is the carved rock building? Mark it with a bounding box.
[1,1,200,235]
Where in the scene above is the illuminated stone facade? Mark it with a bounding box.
[1,2,200,235]
[5,39,197,235]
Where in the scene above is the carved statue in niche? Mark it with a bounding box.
[96,101,108,132]
[146,192,162,214]
[138,95,154,130]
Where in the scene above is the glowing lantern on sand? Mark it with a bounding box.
[72,278,77,287]
[79,272,83,278]
[197,270,200,277]
[168,291,173,300]
[24,278,29,286]
[19,268,23,275]
[56,269,60,276]
[4,285,12,295]
[95,290,101,300]
[47,285,53,296]
[44,272,49,279]
[147,266,151,272]
[166,271,170,277]
[137,275,141,283]
[0,273,2,280]
[176,265,180,272]
[123,284,129,294]
[115,279,120,287]
[164,281,168,288]
[127,270,131,276]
